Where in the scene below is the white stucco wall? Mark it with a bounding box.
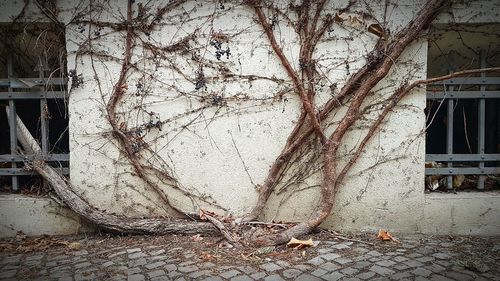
[59,1,430,225]
[0,0,499,236]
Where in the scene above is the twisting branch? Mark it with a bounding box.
[249,1,326,144]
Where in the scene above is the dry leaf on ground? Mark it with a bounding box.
[377,229,396,241]
[287,237,314,249]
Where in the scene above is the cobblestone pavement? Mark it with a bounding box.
[0,233,499,281]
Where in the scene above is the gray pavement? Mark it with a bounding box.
[0,233,499,280]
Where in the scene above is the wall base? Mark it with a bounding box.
[0,193,94,238]
[422,192,500,236]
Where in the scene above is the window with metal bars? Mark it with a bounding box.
[425,24,500,191]
[0,24,68,193]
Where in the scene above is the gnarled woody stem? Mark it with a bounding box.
[250,0,451,246]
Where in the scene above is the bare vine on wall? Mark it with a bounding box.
[8,0,500,246]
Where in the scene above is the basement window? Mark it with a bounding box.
[0,23,69,194]
[425,24,500,191]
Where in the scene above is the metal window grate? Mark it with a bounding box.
[425,51,500,189]
[0,54,69,191]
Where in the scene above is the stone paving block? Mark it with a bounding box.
[293,264,312,271]
[275,260,290,267]
[282,269,302,279]
[129,258,147,267]
[366,250,382,257]
[403,260,424,268]
[259,262,282,272]
[178,265,198,273]
[74,262,92,269]
[319,253,341,261]
[370,265,395,276]
[343,278,361,281]
[127,248,141,253]
[128,252,147,259]
[201,262,216,269]
[352,247,369,254]
[425,263,446,273]
[390,271,412,280]
[393,263,409,270]
[318,248,333,254]
[375,260,396,267]
[201,277,224,281]
[128,267,141,275]
[149,255,168,261]
[321,271,344,281]
[220,269,241,278]
[178,260,195,266]
[236,265,256,274]
[320,262,340,271]
[250,272,266,280]
[164,263,177,271]
[167,271,183,278]
[145,261,166,270]
[416,256,435,263]
[415,276,432,281]
[352,261,371,269]
[392,256,408,262]
[230,275,253,281]
[434,260,452,267]
[307,257,325,265]
[109,251,127,258]
[189,269,212,278]
[148,269,166,278]
[444,271,474,280]
[151,276,168,281]
[102,261,114,267]
[432,253,451,260]
[149,249,165,256]
[311,268,328,277]
[412,267,432,277]
[58,276,73,281]
[295,273,322,281]
[334,257,353,265]
[340,266,360,275]
[263,274,285,281]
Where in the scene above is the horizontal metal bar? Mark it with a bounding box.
[427,91,500,99]
[429,77,500,85]
[425,167,500,175]
[0,154,69,162]
[0,167,69,176]
[0,91,68,100]
[0,78,67,88]
[426,154,500,162]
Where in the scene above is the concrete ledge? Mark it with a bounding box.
[423,192,500,236]
[0,193,94,238]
